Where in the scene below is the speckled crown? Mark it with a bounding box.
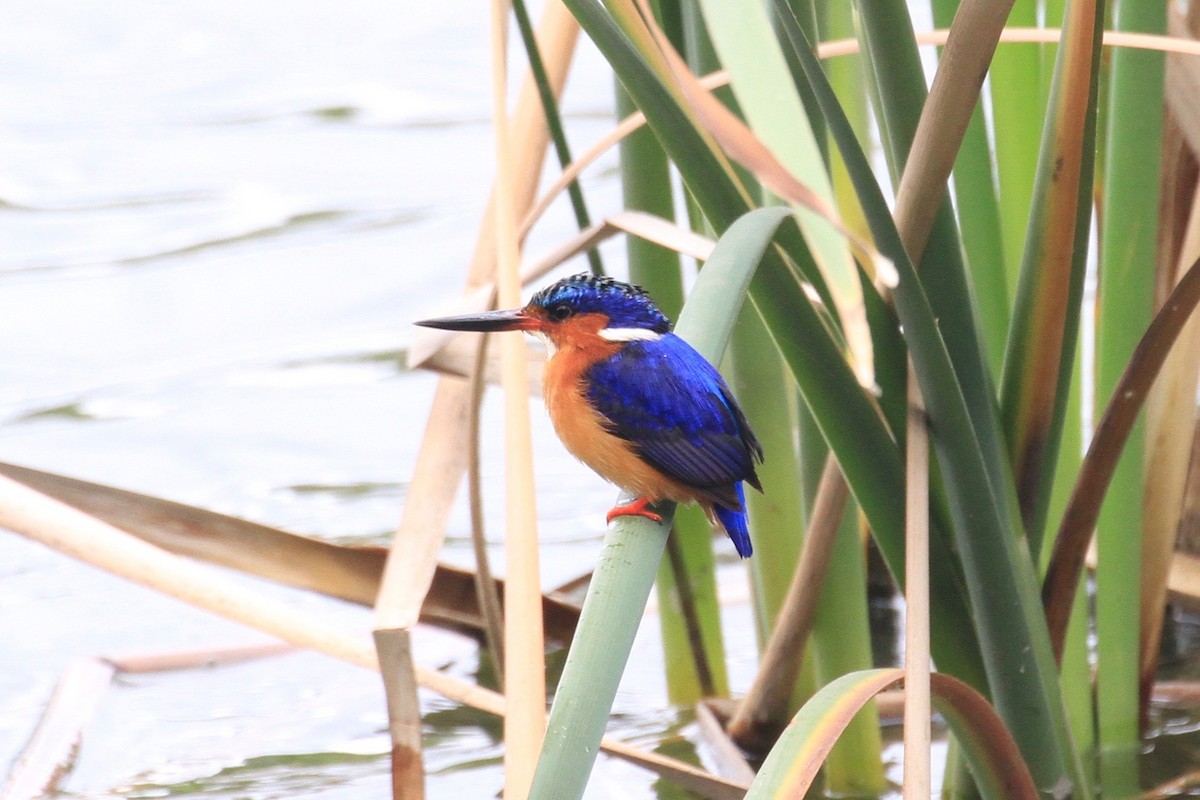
[530,273,671,332]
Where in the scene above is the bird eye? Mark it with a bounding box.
[548,303,573,322]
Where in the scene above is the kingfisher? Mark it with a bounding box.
[415,273,763,557]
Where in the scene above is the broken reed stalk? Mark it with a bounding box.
[3,644,295,800]
[489,0,547,795]
[0,459,583,646]
[1,657,115,800]
[903,364,932,800]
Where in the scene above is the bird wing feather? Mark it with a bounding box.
[585,335,762,508]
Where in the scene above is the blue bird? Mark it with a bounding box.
[415,273,764,557]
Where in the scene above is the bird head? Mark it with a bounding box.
[415,273,671,354]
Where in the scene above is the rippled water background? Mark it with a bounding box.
[0,1,753,796]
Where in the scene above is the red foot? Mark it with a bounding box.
[607,496,663,525]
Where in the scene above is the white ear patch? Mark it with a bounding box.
[531,330,557,357]
[598,327,664,342]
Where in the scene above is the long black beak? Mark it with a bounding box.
[414,308,540,333]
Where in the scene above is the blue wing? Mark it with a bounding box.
[585,334,762,508]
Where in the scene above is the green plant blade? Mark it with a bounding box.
[528,508,676,800]
[695,0,870,380]
[1094,0,1166,754]
[999,0,1104,555]
[989,0,1044,295]
[728,314,806,645]
[745,668,1038,800]
[808,498,885,795]
[930,0,1009,378]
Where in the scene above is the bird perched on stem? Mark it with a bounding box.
[415,273,764,557]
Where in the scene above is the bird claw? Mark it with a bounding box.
[607,497,664,525]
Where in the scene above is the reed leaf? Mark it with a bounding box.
[819,0,873,282]
[694,0,870,380]
[854,0,1018,562]
[1045,256,1200,655]
[729,316,806,647]
[929,0,1009,377]
[999,0,1104,554]
[1094,0,1167,756]
[512,0,600,274]
[1141,182,1200,713]
[744,669,1038,800]
[989,0,1044,294]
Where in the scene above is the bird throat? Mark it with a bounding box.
[531,329,556,358]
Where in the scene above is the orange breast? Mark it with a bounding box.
[542,339,701,505]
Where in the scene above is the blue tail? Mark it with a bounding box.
[714,483,753,558]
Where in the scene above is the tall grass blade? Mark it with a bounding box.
[1043,341,1097,766]
[744,669,1038,800]
[658,505,728,700]
[854,0,1016,556]
[1094,0,1166,757]
[929,0,1009,376]
[1045,254,1200,657]
[729,316,806,645]
[489,1,546,791]
[693,0,871,381]
[819,0,874,280]
[1043,0,1069,109]
[989,0,1044,294]
[999,0,1104,553]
